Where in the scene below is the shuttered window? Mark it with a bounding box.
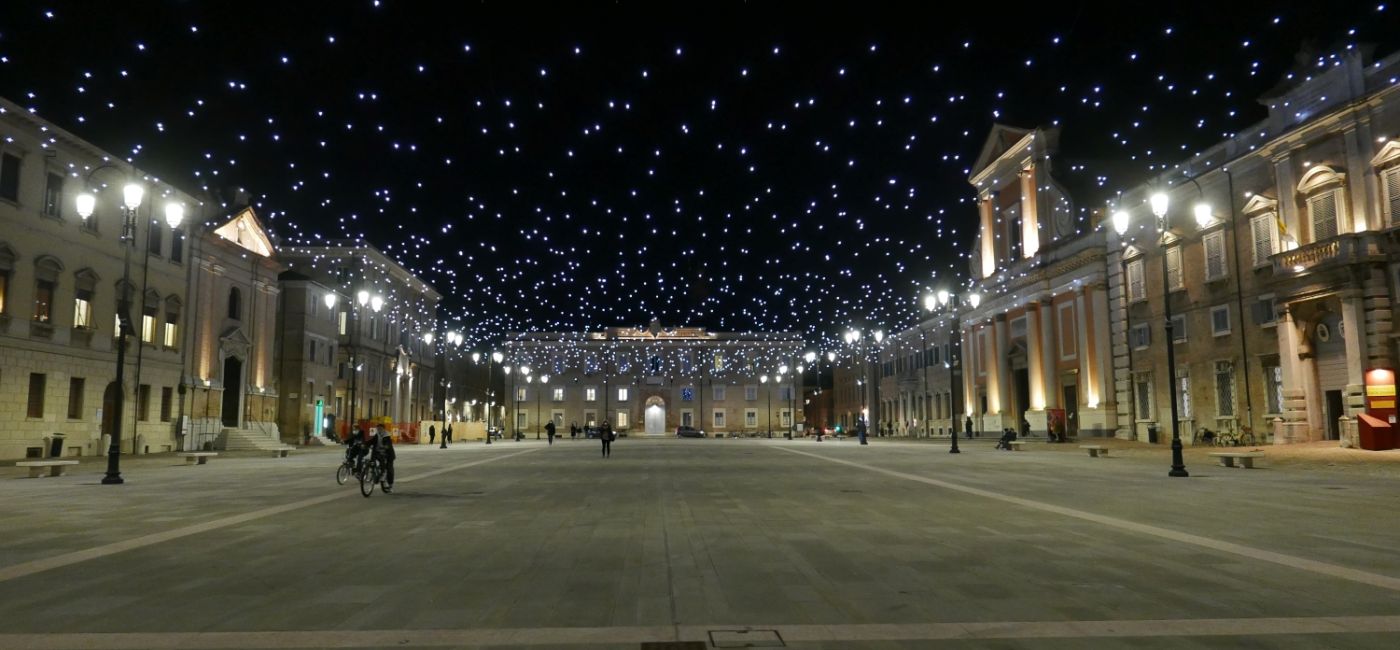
[1203,231,1227,281]
[1384,166,1400,225]
[1250,213,1277,267]
[1308,190,1339,241]
[1166,246,1183,290]
[1126,258,1145,302]
[1130,323,1151,349]
[1215,361,1236,417]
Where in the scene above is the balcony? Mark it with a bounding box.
[1271,232,1385,275]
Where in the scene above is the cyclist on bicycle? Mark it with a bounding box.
[370,424,396,493]
[344,427,369,473]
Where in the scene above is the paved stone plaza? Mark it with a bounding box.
[2,438,1399,649]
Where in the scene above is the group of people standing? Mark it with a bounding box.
[426,422,454,449]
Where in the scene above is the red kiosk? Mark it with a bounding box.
[1358,368,1396,451]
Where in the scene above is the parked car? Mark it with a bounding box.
[676,426,706,438]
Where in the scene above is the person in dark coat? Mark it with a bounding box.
[441,422,451,449]
[600,422,614,457]
[428,424,436,445]
[545,420,556,445]
[857,418,868,445]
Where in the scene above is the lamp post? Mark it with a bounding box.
[1114,194,1189,478]
[536,374,550,439]
[935,290,964,454]
[77,177,159,484]
[518,365,531,441]
[803,351,816,436]
[760,374,771,437]
[778,364,791,439]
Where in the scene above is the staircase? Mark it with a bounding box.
[218,428,289,452]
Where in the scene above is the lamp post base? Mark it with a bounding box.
[101,474,124,485]
[950,436,961,454]
[1168,437,1189,477]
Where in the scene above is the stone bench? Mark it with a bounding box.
[179,452,219,465]
[1080,445,1109,458]
[1210,451,1263,469]
[1007,440,1027,451]
[16,460,79,478]
[272,447,293,458]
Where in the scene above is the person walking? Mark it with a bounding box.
[428,424,436,445]
[857,418,868,446]
[965,415,974,439]
[600,421,614,458]
[545,420,556,446]
[441,422,451,449]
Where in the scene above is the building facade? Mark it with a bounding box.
[278,243,441,441]
[875,313,963,437]
[0,97,264,459]
[503,321,804,437]
[960,125,1116,438]
[1109,47,1400,445]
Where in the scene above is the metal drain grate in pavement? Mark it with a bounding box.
[709,629,786,647]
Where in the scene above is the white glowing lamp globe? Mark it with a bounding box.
[826,351,836,362]
[492,351,503,363]
[1150,192,1169,218]
[924,294,937,312]
[874,330,884,343]
[370,295,384,312]
[122,183,145,211]
[1112,210,1131,236]
[760,375,769,384]
[804,351,816,363]
[778,364,789,376]
[967,293,982,309]
[1193,202,1213,229]
[937,289,951,307]
[323,293,338,310]
[164,202,185,229]
[471,352,481,363]
[356,290,370,306]
[75,191,97,219]
[541,374,550,383]
[520,365,531,376]
[423,332,434,344]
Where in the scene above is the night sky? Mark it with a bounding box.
[3,2,1398,354]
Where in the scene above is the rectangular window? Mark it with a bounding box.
[744,409,758,427]
[552,387,564,401]
[0,152,20,202]
[27,373,46,418]
[0,272,8,314]
[141,305,157,343]
[713,410,726,428]
[1178,373,1192,420]
[147,223,163,258]
[1308,190,1340,241]
[584,386,597,402]
[1250,213,1278,266]
[1215,360,1236,417]
[307,338,317,362]
[33,279,55,322]
[338,311,348,335]
[160,386,173,422]
[780,409,792,427]
[516,387,527,401]
[1171,314,1187,343]
[617,387,629,401]
[1264,364,1284,415]
[138,384,152,421]
[713,351,724,371]
[713,385,726,401]
[1127,258,1145,302]
[1130,323,1151,350]
[164,313,178,347]
[745,385,758,401]
[517,411,527,430]
[67,377,85,420]
[73,289,93,329]
[1134,372,1152,420]
[616,411,629,428]
[170,230,184,263]
[1211,305,1231,337]
[1254,295,1277,326]
[1385,166,1400,225]
[778,386,792,401]
[1166,246,1183,291]
[1203,231,1227,281]
[43,172,63,217]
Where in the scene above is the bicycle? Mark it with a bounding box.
[336,442,367,485]
[359,447,390,497]
[1236,427,1257,447]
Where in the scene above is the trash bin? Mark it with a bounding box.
[1147,425,1159,444]
[48,433,66,458]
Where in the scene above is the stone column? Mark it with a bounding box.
[1020,166,1041,259]
[1024,301,1048,436]
[1040,299,1059,410]
[1075,288,1094,410]
[979,196,997,279]
[992,314,1011,429]
[1363,266,1394,368]
[1343,126,1373,233]
[961,326,976,433]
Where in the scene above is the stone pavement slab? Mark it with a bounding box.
[0,438,1397,648]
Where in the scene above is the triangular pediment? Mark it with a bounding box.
[213,207,275,257]
[970,124,1033,180]
[1241,194,1278,215]
[1371,140,1400,168]
[220,326,253,346]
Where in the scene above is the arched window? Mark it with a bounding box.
[0,242,16,316]
[228,287,242,320]
[73,268,99,329]
[163,295,182,348]
[1296,165,1347,244]
[32,255,64,324]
